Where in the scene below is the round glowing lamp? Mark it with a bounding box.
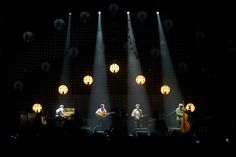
[58,85,68,94]
[110,63,119,73]
[186,103,195,112]
[161,85,171,95]
[32,103,42,113]
[83,75,93,85]
[136,75,145,85]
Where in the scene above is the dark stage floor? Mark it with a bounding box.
[4,123,235,146]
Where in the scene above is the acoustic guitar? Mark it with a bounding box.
[96,112,115,119]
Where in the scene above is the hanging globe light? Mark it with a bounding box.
[110,63,119,73]
[23,31,35,43]
[83,75,93,85]
[58,84,68,95]
[136,75,145,85]
[161,85,171,95]
[80,12,91,23]
[32,103,42,113]
[53,18,65,31]
[186,103,196,112]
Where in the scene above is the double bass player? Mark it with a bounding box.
[176,103,190,133]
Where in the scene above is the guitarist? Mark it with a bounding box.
[95,104,107,119]
[131,104,143,128]
[95,104,107,131]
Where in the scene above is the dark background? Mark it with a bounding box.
[1,0,236,141]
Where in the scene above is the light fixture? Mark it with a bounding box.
[58,84,68,94]
[161,85,171,95]
[110,63,119,73]
[83,75,93,85]
[185,103,195,112]
[32,103,42,113]
[136,75,145,85]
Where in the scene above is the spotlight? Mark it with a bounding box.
[225,138,230,143]
[69,12,72,16]
[156,12,159,15]
[195,140,201,144]
[98,11,101,14]
[127,11,130,14]
[225,138,231,144]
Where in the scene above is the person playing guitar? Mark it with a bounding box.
[131,104,144,128]
[95,104,107,119]
[95,104,115,119]
[95,104,115,131]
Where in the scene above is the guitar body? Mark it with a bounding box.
[133,114,148,121]
[96,112,115,119]
[97,112,106,119]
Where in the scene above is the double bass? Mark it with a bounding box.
[180,109,190,133]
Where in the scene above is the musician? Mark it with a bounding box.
[95,104,107,131]
[95,104,107,118]
[175,103,186,128]
[131,104,143,128]
[55,104,66,127]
